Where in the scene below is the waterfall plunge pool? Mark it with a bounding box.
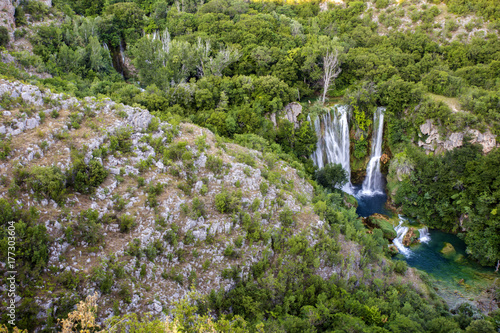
[354,188,498,310]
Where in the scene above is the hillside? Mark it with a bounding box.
[0,78,320,324]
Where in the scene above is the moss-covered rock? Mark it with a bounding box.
[363,213,397,240]
[440,242,456,256]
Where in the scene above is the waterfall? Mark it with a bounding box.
[418,226,431,243]
[102,43,112,61]
[309,105,353,193]
[393,216,412,257]
[361,107,386,195]
[119,42,125,64]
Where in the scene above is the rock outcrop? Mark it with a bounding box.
[271,102,302,129]
[363,213,397,240]
[441,242,457,256]
[0,0,16,32]
[419,119,498,154]
[0,79,320,326]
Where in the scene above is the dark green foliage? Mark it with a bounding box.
[119,214,136,232]
[0,200,49,277]
[206,155,224,174]
[72,209,104,246]
[353,136,369,159]
[67,159,108,194]
[164,141,188,161]
[315,163,348,191]
[0,27,9,47]
[395,143,500,266]
[0,136,11,160]
[15,166,66,203]
[214,189,242,214]
[109,127,133,154]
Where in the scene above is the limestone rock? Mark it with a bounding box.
[418,119,498,154]
[271,102,302,129]
[0,0,15,32]
[402,227,418,247]
[440,242,456,256]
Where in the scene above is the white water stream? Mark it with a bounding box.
[361,107,386,195]
[309,105,353,193]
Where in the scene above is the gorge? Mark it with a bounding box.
[310,104,498,311]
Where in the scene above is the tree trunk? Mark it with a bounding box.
[322,48,342,104]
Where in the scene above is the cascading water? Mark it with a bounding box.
[418,226,431,243]
[309,105,353,193]
[361,107,386,195]
[393,216,412,257]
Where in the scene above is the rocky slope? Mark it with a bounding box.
[0,79,331,328]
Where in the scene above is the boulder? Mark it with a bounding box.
[0,0,15,32]
[402,227,419,246]
[440,242,456,256]
[388,245,399,256]
[363,213,397,240]
[380,153,390,164]
[271,102,302,129]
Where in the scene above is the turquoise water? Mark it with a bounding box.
[396,229,497,306]
[353,184,391,218]
[354,187,498,308]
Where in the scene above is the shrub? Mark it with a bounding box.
[215,192,228,213]
[16,166,66,203]
[394,260,408,275]
[279,207,295,227]
[200,184,208,195]
[109,127,133,153]
[260,181,269,195]
[73,209,103,245]
[67,159,108,194]
[164,141,188,161]
[206,155,224,173]
[191,197,205,218]
[0,136,11,160]
[147,117,160,132]
[0,26,9,47]
[119,215,136,232]
[315,163,348,191]
[184,230,195,245]
[236,152,256,167]
[195,134,209,152]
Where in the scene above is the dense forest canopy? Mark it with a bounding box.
[1,0,500,331]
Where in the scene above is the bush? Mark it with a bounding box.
[0,26,9,47]
[73,209,103,245]
[260,181,269,195]
[315,163,348,191]
[67,159,108,194]
[206,155,224,173]
[394,260,408,275]
[214,189,241,214]
[0,136,11,160]
[191,197,205,218]
[119,215,136,232]
[16,166,66,203]
[109,127,133,153]
[279,207,295,227]
[164,141,188,161]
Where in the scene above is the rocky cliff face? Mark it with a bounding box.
[0,79,323,328]
[0,0,16,32]
[418,119,498,154]
[270,102,302,128]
